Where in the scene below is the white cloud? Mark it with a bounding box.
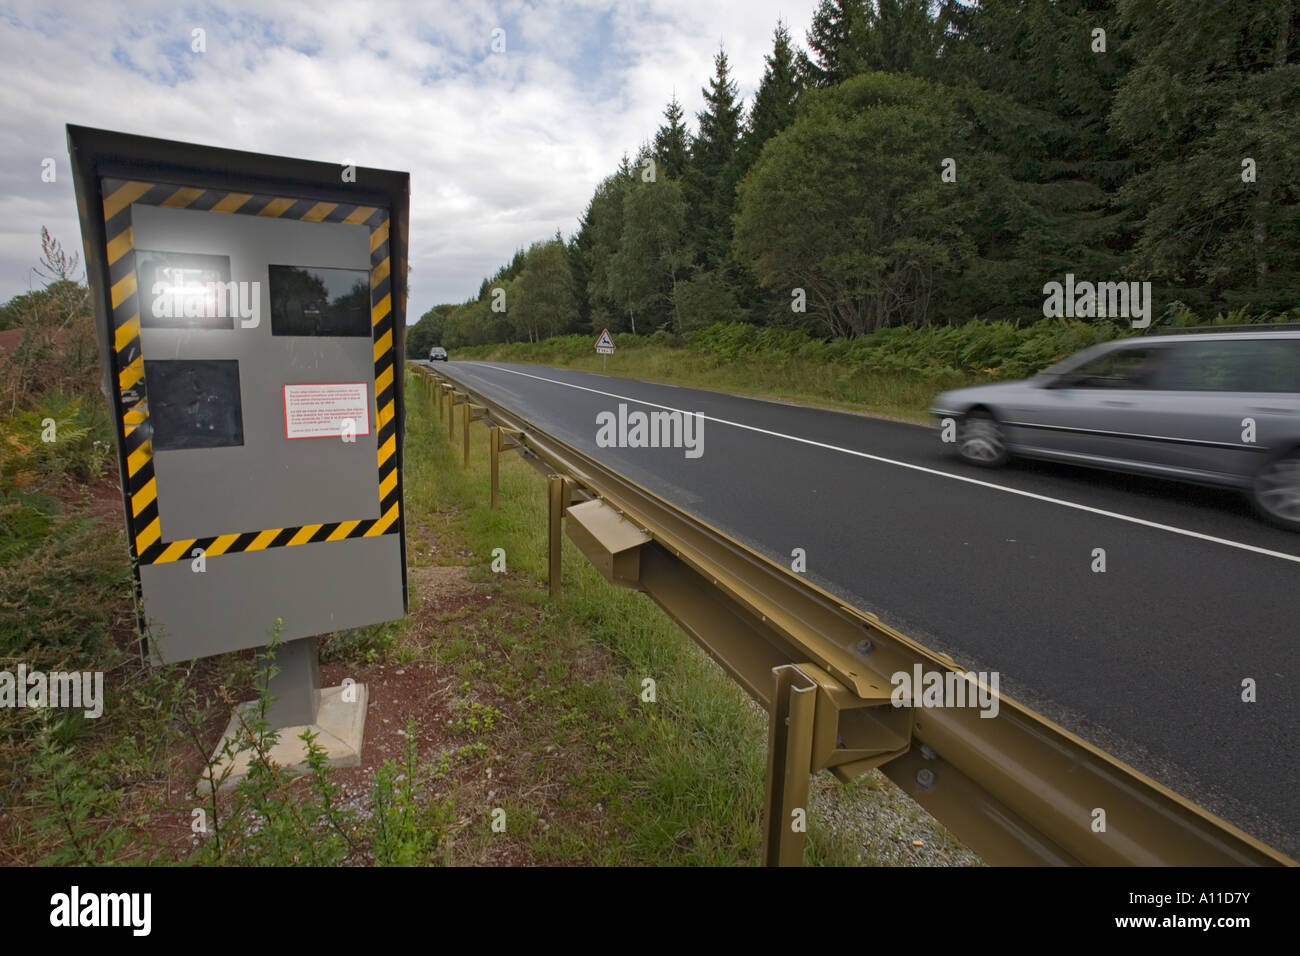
[0,0,819,317]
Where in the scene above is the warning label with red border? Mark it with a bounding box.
[283,382,371,439]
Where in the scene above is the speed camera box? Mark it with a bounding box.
[67,126,409,663]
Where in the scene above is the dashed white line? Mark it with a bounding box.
[448,363,1300,566]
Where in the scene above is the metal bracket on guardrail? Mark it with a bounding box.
[762,662,911,865]
[564,498,651,589]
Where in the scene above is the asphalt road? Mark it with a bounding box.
[421,359,1300,858]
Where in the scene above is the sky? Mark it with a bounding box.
[0,0,821,321]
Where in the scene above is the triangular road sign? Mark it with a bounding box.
[595,328,616,352]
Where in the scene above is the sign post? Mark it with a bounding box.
[595,327,615,371]
[68,125,410,785]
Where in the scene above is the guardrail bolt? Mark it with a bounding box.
[920,745,937,761]
[856,638,873,656]
[916,768,936,791]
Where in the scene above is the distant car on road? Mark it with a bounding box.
[429,346,448,361]
[931,330,1300,530]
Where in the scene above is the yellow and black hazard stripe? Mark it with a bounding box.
[101,177,401,566]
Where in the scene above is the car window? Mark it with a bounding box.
[1157,339,1300,393]
[1062,346,1167,389]
[1042,343,1108,376]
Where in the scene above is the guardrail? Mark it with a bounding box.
[411,361,1293,867]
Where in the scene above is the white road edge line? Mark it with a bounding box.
[459,363,1300,566]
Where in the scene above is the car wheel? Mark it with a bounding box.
[957,411,1009,467]
[1251,449,1300,531]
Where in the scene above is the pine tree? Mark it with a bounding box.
[687,47,744,268]
[799,0,870,87]
[932,0,1133,319]
[1110,0,1300,314]
[653,96,690,180]
[739,21,803,174]
[566,232,590,332]
[869,0,939,75]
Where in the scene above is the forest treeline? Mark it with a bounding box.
[406,0,1299,358]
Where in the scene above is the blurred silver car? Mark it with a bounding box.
[931,331,1300,529]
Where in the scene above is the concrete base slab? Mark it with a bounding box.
[198,683,368,795]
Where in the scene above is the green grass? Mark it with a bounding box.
[0,390,128,663]
[450,335,968,423]
[403,371,767,863]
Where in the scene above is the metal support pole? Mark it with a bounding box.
[448,391,455,442]
[463,402,471,468]
[762,664,818,867]
[490,425,501,508]
[263,635,322,729]
[548,474,564,598]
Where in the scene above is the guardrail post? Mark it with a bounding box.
[448,391,456,442]
[490,426,501,508]
[548,475,565,598]
[463,402,472,467]
[762,664,818,867]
